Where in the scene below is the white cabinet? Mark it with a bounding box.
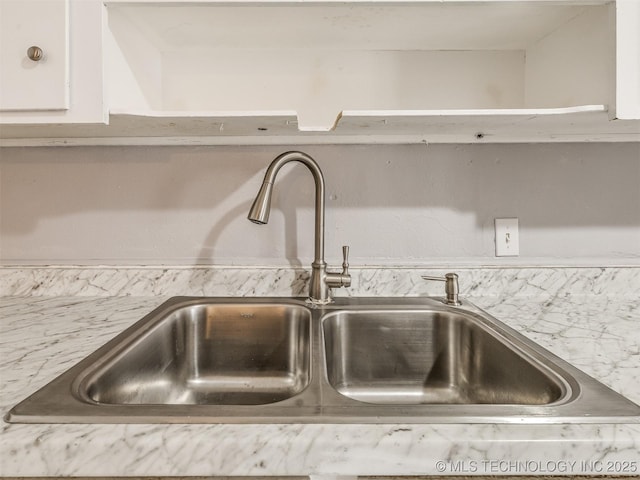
[1,0,638,144]
[615,0,640,120]
[0,0,105,125]
[0,0,69,111]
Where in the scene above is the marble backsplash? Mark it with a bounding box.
[1,265,638,298]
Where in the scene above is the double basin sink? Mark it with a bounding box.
[7,296,640,423]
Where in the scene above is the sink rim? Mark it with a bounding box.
[6,296,640,424]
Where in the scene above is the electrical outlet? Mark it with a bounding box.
[495,218,519,256]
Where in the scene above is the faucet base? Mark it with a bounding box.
[305,297,334,306]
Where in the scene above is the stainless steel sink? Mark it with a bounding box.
[6,297,640,424]
[81,303,311,406]
[323,310,564,405]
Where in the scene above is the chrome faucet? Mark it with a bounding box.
[248,151,351,304]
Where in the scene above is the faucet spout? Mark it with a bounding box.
[248,151,350,304]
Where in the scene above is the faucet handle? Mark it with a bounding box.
[422,272,461,306]
[326,245,352,289]
[342,245,350,275]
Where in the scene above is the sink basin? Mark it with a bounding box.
[80,303,311,405]
[323,310,564,405]
[6,297,640,423]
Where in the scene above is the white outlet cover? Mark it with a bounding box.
[495,218,519,257]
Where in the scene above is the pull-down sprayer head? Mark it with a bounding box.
[247,181,274,225]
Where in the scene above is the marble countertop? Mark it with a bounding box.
[1,291,639,477]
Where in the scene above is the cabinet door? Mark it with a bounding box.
[0,0,69,111]
[616,0,640,119]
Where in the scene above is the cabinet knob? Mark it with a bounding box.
[27,46,43,62]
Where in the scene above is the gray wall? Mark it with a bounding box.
[1,143,638,266]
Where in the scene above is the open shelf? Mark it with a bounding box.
[2,1,639,144]
[4,105,640,145]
